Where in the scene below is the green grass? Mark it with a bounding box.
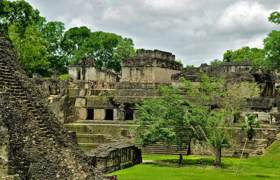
[58,74,69,80]
[111,141,280,180]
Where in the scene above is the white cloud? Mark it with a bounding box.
[216,1,274,34]
[26,0,280,66]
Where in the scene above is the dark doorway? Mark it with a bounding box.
[105,109,114,120]
[77,69,81,80]
[86,109,94,120]
[124,105,134,120]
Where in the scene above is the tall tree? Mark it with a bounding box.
[260,11,280,97]
[9,24,49,76]
[61,26,91,62]
[66,30,135,72]
[111,38,136,72]
[269,11,280,25]
[41,21,67,73]
[0,0,43,37]
[223,47,264,67]
[136,85,190,162]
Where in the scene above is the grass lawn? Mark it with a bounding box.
[111,141,280,180]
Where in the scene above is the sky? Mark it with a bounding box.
[26,0,280,66]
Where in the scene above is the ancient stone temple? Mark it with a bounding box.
[63,50,183,154]
[61,49,280,158]
[0,37,105,179]
[91,142,142,173]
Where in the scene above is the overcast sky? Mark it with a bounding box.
[26,0,279,66]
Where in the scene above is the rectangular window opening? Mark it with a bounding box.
[77,70,81,80]
[105,109,114,120]
[124,106,134,120]
[86,109,94,120]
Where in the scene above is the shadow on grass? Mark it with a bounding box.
[144,157,232,169]
[255,174,271,178]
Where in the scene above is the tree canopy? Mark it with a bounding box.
[263,11,280,72]
[0,0,135,76]
[136,75,259,166]
[223,47,264,67]
[269,11,280,25]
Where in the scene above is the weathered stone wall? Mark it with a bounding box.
[33,78,67,97]
[0,37,105,179]
[121,49,182,83]
[0,122,8,177]
[91,142,142,173]
[69,66,118,82]
[121,66,180,83]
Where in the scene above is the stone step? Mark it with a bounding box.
[64,123,137,137]
[75,120,136,125]
[78,143,99,153]
[76,133,114,144]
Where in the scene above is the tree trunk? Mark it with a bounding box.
[178,153,183,166]
[261,81,275,97]
[261,73,276,97]
[213,147,222,167]
[187,141,191,155]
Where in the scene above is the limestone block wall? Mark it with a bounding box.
[69,66,118,82]
[69,67,79,80]
[91,143,142,173]
[86,68,117,82]
[121,66,180,83]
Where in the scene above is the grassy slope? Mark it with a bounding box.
[111,141,280,180]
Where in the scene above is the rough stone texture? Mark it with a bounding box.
[172,61,254,83]
[63,50,280,158]
[69,58,119,82]
[121,49,182,83]
[90,142,142,173]
[0,37,105,179]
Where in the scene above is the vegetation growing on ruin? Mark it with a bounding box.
[136,75,260,166]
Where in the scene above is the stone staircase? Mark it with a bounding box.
[65,118,280,157]
[65,122,132,154]
[0,37,105,179]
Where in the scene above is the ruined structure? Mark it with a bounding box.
[3,31,278,177]
[61,51,280,158]
[172,61,254,82]
[0,37,106,179]
[91,142,142,173]
[63,50,183,155]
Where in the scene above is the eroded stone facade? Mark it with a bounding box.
[58,49,280,159]
[0,37,106,179]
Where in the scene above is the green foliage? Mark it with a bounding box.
[207,110,230,149]
[264,30,280,71]
[136,86,189,150]
[63,29,135,72]
[1,0,135,76]
[9,24,49,76]
[77,31,121,70]
[41,21,67,74]
[111,38,136,72]
[264,11,279,71]
[58,74,70,81]
[137,74,245,165]
[0,0,43,36]
[61,26,91,61]
[269,11,280,25]
[242,114,260,140]
[223,47,264,67]
[210,59,223,66]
